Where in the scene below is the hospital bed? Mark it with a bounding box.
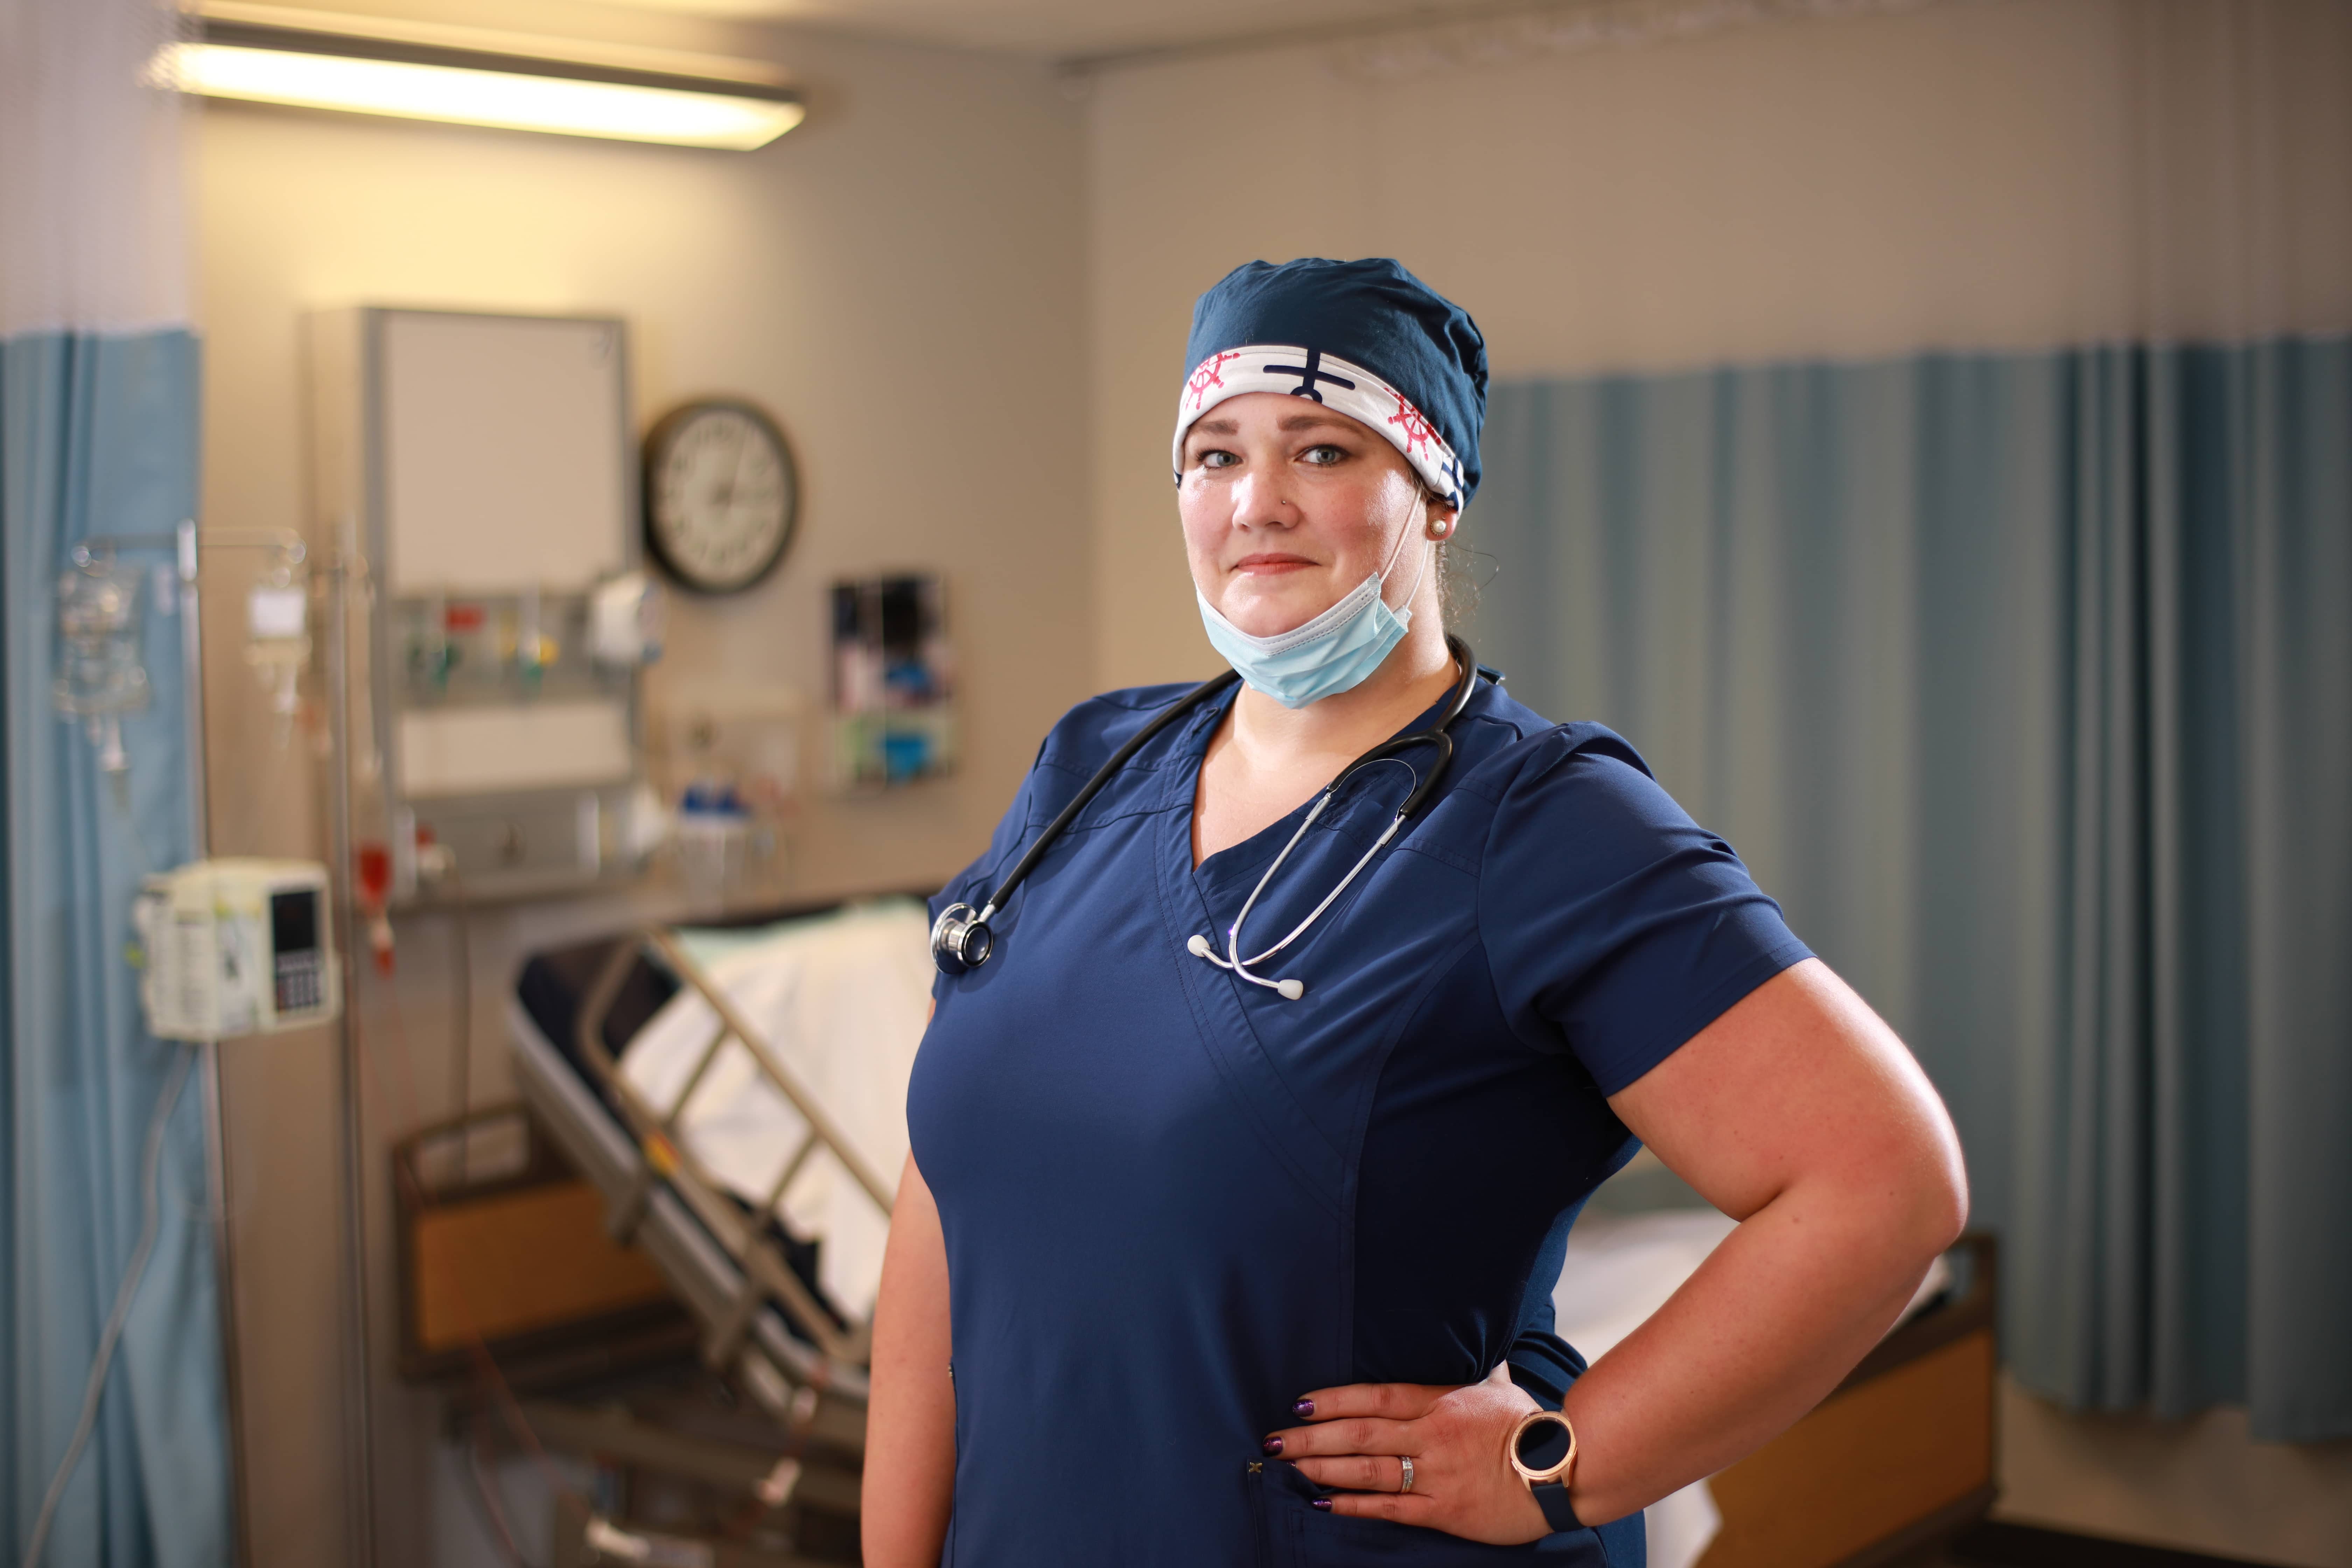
[502,897,933,1458]
[495,895,1995,1566]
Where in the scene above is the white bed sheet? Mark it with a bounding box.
[617,898,935,1320]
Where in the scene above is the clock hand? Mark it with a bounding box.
[723,421,755,523]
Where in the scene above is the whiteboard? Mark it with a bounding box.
[379,311,630,595]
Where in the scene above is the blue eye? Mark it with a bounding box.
[1200,449,1240,469]
[1301,444,1345,466]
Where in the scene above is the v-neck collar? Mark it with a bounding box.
[1170,675,1477,887]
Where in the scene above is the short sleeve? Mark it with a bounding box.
[1477,731,1812,1096]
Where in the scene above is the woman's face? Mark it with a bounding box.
[1178,391,1447,639]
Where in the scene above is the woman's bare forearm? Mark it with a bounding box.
[862,1153,957,1567]
[1559,1167,1956,1521]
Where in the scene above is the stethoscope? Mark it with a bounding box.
[931,634,1491,1002]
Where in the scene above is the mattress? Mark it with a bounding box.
[612,899,933,1319]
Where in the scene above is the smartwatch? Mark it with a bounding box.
[1507,1409,1581,1533]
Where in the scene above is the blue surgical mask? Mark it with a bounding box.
[1196,529,1428,709]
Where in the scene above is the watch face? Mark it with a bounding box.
[645,400,797,593]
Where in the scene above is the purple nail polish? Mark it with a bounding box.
[1293,1398,1315,1418]
[1261,1436,1283,1456]
[1310,1498,1332,1512]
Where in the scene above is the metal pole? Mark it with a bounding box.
[323,529,379,1568]
[176,522,209,856]
[197,1041,251,1568]
[177,519,254,1568]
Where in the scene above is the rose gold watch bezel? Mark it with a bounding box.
[1507,1409,1578,1486]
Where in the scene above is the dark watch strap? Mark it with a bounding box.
[1529,1476,1583,1533]
[1512,1408,1583,1536]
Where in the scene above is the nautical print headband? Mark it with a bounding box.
[1172,345,1468,512]
[1174,258,1488,511]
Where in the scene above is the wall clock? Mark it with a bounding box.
[643,398,799,594]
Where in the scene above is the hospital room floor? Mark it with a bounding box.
[1897,1532,2087,1568]
[1891,1535,2008,1567]
[1885,1529,2055,1568]
[1892,1521,2265,1568]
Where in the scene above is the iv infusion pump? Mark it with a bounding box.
[134,859,341,1042]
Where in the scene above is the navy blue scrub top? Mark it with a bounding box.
[909,675,1810,1566]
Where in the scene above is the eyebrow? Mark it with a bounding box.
[1188,411,1360,438]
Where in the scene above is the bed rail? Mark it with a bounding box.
[570,926,897,1388]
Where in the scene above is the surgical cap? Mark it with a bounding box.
[1174,258,1489,510]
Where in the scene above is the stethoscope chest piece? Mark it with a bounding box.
[930,902,995,974]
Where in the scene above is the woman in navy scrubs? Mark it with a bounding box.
[864,259,1967,1566]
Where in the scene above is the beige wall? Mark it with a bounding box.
[191,0,2352,1560]
[194,13,1086,1562]
[1086,0,2352,691]
[1083,1,2352,1562]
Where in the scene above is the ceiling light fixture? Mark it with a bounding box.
[162,9,804,150]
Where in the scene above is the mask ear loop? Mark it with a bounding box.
[1377,510,1432,618]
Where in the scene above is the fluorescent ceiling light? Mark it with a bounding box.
[164,15,804,150]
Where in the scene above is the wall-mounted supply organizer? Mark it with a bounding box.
[828,572,952,792]
[645,684,804,898]
[309,307,662,905]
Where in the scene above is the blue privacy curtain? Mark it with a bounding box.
[2,330,231,1564]
[1472,340,2351,1442]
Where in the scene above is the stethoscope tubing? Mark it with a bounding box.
[1208,792,1405,967]
[969,667,1241,926]
[932,635,1486,986]
[1198,649,1476,996]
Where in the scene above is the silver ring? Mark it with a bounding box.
[1398,1455,1415,1494]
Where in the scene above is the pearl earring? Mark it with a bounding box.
[1427,517,1452,539]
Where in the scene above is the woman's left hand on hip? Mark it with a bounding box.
[1264,1364,1554,1544]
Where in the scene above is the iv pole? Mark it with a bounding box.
[185,523,322,1568]
[75,519,308,1568]
[138,517,381,1568]
[194,519,380,1568]
[177,518,381,1568]
[321,520,380,1568]
[175,520,252,1568]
